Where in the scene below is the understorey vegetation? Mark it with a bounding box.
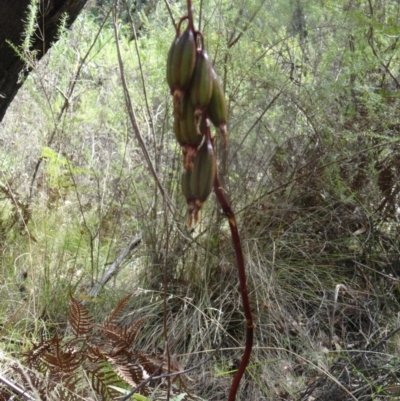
[1,0,400,400]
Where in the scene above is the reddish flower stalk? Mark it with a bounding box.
[169,2,254,396]
[209,132,254,401]
[186,0,195,31]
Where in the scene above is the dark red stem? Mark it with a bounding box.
[177,15,188,36]
[186,0,195,31]
[209,133,254,401]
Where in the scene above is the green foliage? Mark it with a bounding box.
[1,0,400,399]
[22,0,38,52]
[6,0,40,67]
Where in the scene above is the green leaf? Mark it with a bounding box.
[107,386,151,401]
[171,394,187,401]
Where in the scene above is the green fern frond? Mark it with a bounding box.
[87,361,125,400]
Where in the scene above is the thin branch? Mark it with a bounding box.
[198,0,204,31]
[112,4,176,214]
[84,233,143,301]
[163,0,177,32]
[228,88,284,167]
[126,0,157,38]
[123,0,161,177]
[0,374,35,401]
[163,202,172,401]
[366,23,400,89]
[370,325,400,352]
[228,1,266,48]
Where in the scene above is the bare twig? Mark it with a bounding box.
[163,0,177,32]
[228,1,267,48]
[228,88,284,167]
[84,233,142,301]
[123,0,155,142]
[198,0,204,31]
[370,325,400,352]
[0,374,35,401]
[366,17,400,89]
[163,202,172,401]
[112,4,176,214]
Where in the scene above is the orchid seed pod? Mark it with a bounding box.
[179,94,204,170]
[179,94,203,146]
[182,169,197,227]
[166,25,196,95]
[207,68,228,141]
[181,168,195,203]
[183,138,216,227]
[174,93,209,170]
[190,48,213,122]
[173,115,185,146]
[166,26,196,92]
[190,138,216,204]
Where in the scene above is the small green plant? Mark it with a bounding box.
[6,0,39,69]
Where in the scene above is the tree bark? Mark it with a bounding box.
[0,0,89,122]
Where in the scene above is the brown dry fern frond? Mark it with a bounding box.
[13,294,189,400]
[108,352,150,392]
[103,293,132,328]
[96,315,148,355]
[69,295,95,337]
[41,334,82,375]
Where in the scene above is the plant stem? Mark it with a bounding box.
[187,0,194,31]
[210,135,254,401]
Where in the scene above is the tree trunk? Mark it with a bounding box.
[0,0,88,122]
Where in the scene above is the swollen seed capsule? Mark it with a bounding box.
[207,69,228,140]
[166,27,196,94]
[190,49,213,111]
[190,139,216,203]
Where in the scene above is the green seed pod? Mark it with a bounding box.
[173,115,185,146]
[166,26,196,94]
[207,69,228,139]
[190,49,213,111]
[180,95,204,147]
[179,94,208,170]
[166,37,179,92]
[190,138,216,203]
[184,138,216,227]
[182,169,195,203]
